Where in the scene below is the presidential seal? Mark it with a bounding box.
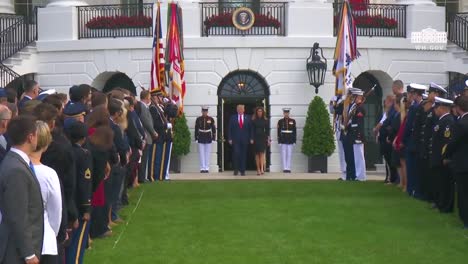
[232,7,255,31]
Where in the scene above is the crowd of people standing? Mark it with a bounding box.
[0,81,177,264]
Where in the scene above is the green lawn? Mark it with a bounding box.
[86,181,468,264]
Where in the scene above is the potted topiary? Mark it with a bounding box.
[170,113,191,173]
[301,96,335,173]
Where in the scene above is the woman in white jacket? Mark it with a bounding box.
[30,120,62,264]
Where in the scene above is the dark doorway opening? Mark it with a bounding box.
[352,72,383,170]
[217,70,270,172]
[102,72,137,95]
[220,98,269,171]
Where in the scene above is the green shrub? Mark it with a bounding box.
[172,113,191,156]
[301,96,335,156]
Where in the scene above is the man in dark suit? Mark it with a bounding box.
[136,91,158,183]
[18,80,40,110]
[0,115,43,264]
[228,104,253,176]
[444,95,468,228]
[0,105,11,163]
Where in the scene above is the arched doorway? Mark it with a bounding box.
[5,73,35,99]
[217,70,270,172]
[92,71,137,95]
[352,71,385,170]
[447,71,468,97]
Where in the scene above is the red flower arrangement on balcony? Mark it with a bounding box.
[335,14,398,29]
[204,12,281,31]
[86,15,152,29]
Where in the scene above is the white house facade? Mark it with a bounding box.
[1,0,467,173]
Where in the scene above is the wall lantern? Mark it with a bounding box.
[306,42,327,94]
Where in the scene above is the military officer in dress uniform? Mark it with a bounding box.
[277,108,296,173]
[330,91,347,180]
[348,89,366,181]
[161,96,177,180]
[430,97,455,213]
[444,95,468,229]
[195,106,216,173]
[341,87,360,181]
[402,83,427,198]
[66,121,92,264]
[148,89,171,181]
[420,83,447,205]
[463,80,468,97]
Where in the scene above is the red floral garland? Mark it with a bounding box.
[335,14,398,29]
[204,12,281,31]
[86,15,152,29]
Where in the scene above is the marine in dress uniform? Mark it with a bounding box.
[444,95,468,228]
[195,106,216,173]
[341,87,360,181]
[430,97,455,213]
[348,89,366,181]
[330,92,346,180]
[66,122,92,264]
[277,108,296,173]
[148,89,171,181]
[402,83,427,198]
[463,80,468,97]
[421,83,448,204]
[162,98,178,180]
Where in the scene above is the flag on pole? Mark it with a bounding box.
[333,0,359,94]
[166,2,186,115]
[150,1,165,93]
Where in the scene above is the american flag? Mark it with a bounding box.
[150,2,165,92]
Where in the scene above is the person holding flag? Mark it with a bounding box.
[333,0,360,181]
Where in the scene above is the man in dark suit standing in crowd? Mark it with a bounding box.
[228,104,253,176]
[0,115,42,264]
[136,90,158,183]
[18,80,40,110]
[0,105,11,163]
[444,95,468,229]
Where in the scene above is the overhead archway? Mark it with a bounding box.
[217,70,270,172]
[5,73,35,99]
[448,71,468,97]
[352,71,391,170]
[92,71,137,95]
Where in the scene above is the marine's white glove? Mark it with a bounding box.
[167,123,172,129]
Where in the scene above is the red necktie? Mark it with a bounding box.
[239,115,243,129]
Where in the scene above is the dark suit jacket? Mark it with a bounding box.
[445,114,468,173]
[18,97,31,110]
[0,151,44,264]
[110,120,130,166]
[228,114,253,145]
[0,145,6,164]
[127,111,144,150]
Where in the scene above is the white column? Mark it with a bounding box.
[0,0,14,14]
[461,0,468,12]
[397,0,436,6]
[47,0,88,7]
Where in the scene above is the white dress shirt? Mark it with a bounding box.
[34,164,62,255]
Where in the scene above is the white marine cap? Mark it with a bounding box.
[351,89,364,96]
[422,93,429,100]
[39,89,57,95]
[434,96,453,107]
[201,106,209,111]
[429,82,447,94]
[282,108,291,113]
[408,83,428,93]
